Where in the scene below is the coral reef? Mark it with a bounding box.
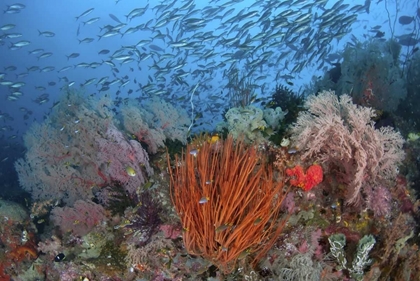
[310,39,407,113]
[7,83,419,280]
[97,180,136,216]
[218,105,266,142]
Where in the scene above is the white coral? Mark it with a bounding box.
[224,105,266,142]
[263,107,287,130]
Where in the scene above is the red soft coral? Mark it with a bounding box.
[305,164,323,191]
[286,164,323,191]
[286,165,306,189]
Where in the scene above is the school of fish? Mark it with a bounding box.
[0,0,418,145]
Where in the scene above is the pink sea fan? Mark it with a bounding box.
[121,97,189,154]
[14,92,153,206]
[290,90,405,205]
[51,200,107,236]
[365,185,392,217]
[97,124,153,194]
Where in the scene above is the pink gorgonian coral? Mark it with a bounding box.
[290,90,405,205]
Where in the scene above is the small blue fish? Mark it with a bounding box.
[189,149,199,156]
[199,196,209,204]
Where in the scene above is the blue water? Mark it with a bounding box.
[0,0,418,189]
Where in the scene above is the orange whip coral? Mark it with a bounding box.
[168,135,289,273]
